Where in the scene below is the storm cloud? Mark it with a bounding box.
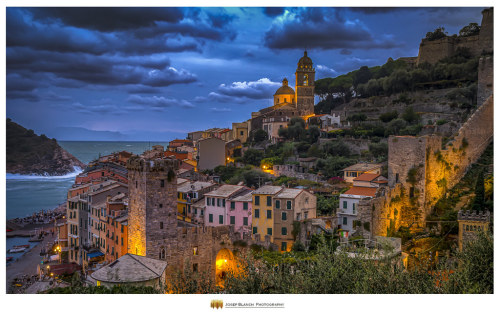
[264,8,401,50]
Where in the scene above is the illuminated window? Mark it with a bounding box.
[303,74,308,86]
[193,247,199,255]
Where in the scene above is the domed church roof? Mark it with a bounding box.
[297,50,313,68]
[274,78,295,95]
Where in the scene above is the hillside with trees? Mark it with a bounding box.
[6,119,85,175]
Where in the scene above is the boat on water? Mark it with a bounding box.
[7,256,13,262]
[8,247,27,253]
[13,244,30,249]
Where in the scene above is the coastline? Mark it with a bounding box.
[6,226,56,294]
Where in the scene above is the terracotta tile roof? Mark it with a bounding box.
[164,151,189,160]
[342,186,378,197]
[354,173,380,182]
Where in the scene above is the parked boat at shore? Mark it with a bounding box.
[8,246,27,253]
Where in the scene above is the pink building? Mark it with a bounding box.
[204,185,250,227]
[227,192,253,237]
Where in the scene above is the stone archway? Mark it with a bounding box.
[215,248,235,287]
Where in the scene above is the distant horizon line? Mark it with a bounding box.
[58,139,181,142]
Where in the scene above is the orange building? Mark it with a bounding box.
[54,217,69,262]
[104,194,129,263]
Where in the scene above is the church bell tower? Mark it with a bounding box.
[295,50,315,116]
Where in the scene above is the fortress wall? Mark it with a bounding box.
[416,8,492,66]
[477,56,494,104]
[359,94,493,237]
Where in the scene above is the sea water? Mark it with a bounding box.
[6,236,40,262]
[6,141,170,219]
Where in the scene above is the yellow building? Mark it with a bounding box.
[232,122,249,143]
[177,180,216,223]
[251,186,283,242]
[457,210,490,251]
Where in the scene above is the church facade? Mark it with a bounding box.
[250,51,316,142]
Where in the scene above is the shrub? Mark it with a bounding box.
[379,110,399,123]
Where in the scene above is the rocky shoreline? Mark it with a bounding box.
[7,144,85,176]
[7,204,65,236]
[7,118,86,176]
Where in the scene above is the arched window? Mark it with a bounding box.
[160,248,166,259]
[466,225,469,231]
[303,74,308,86]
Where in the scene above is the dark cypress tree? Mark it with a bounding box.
[472,169,485,211]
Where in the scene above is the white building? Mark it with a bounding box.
[337,173,387,234]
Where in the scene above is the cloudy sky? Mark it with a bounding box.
[6,6,487,141]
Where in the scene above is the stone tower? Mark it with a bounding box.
[127,156,179,258]
[295,50,315,116]
[457,210,490,251]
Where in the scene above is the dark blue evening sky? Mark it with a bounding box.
[6,7,486,141]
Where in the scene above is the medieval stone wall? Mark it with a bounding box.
[477,56,493,104]
[359,93,493,237]
[416,8,493,65]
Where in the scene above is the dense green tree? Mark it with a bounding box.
[321,156,355,178]
[307,125,321,143]
[402,107,420,124]
[385,118,407,136]
[459,23,480,37]
[316,195,338,216]
[323,140,351,157]
[329,75,353,103]
[353,66,372,89]
[369,142,388,159]
[471,169,485,211]
[242,148,264,166]
[347,113,367,125]
[379,110,399,123]
[442,232,493,293]
[307,144,322,158]
[425,27,447,41]
[253,129,268,143]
